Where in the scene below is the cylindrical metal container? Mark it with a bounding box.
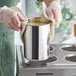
[21,17,54,61]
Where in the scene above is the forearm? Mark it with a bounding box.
[43,0,62,28]
[43,0,60,7]
[0,6,11,22]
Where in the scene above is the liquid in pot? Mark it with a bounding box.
[28,17,53,26]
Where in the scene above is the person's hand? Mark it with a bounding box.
[0,6,26,31]
[45,1,62,28]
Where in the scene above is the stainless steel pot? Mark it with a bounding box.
[20,17,54,62]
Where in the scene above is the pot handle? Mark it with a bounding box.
[50,19,55,42]
[20,20,28,42]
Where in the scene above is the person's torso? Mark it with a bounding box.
[0,0,18,64]
[0,0,18,7]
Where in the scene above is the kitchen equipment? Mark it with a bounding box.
[60,44,76,52]
[16,44,76,76]
[20,17,54,63]
[65,54,76,62]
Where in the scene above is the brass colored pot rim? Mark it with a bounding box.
[27,17,53,26]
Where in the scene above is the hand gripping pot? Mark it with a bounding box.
[20,17,54,62]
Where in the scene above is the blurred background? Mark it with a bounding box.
[15,0,76,45]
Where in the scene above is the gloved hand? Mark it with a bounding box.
[45,1,62,28]
[0,6,25,31]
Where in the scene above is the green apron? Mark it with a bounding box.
[0,0,18,76]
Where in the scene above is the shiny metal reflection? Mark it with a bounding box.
[65,54,76,62]
[60,45,76,52]
[23,56,57,66]
[21,17,54,61]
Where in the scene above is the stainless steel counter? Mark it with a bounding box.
[17,44,76,76]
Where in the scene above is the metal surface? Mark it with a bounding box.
[19,68,76,76]
[21,17,54,61]
[17,44,76,66]
[17,44,76,76]
[60,44,76,52]
[23,56,57,66]
[65,54,76,62]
